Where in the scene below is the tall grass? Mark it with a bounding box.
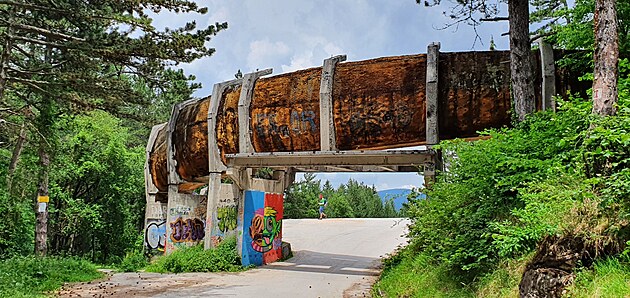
[0,256,102,298]
[566,258,630,298]
[373,251,473,298]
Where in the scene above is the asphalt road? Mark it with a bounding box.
[57,218,409,298]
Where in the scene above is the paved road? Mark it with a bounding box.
[58,218,409,298]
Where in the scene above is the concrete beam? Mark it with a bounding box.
[537,39,556,111]
[238,69,273,154]
[426,42,440,146]
[319,55,346,151]
[225,150,433,168]
[208,79,243,173]
[425,42,441,188]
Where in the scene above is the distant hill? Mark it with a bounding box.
[377,189,425,211]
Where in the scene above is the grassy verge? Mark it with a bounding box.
[0,256,103,298]
[372,250,473,298]
[566,258,630,297]
[145,237,245,273]
[374,249,630,298]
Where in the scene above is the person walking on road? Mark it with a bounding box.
[318,193,328,220]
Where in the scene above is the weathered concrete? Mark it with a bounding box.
[58,218,409,298]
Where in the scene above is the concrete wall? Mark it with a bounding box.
[207,183,240,247]
[240,190,284,266]
[164,192,207,252]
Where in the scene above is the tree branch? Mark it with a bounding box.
[0,19,85,42]
[480,17,509,22]
[0,0,69,14]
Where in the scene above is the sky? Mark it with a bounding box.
[152,0,511,191]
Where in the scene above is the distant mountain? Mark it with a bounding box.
[377,188,425,211]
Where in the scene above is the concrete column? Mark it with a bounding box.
[426,42,440,146]
[144,123,167,254]
[238,69,273,154]
[425,42,441,188]
[205,79,242,249]
[319,55,346,151]
[165,98,206,254]
[537,39,556,111]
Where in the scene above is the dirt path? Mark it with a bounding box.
[57,218,408,298]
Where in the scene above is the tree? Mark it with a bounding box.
[417,0,572,121]
[592,0,619,116]
[0,0,227,256]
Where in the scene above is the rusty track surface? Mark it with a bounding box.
[148,51,587,192]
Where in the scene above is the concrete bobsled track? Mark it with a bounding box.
[142,42,589,262]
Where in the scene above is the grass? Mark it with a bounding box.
[372,251,473,298]
[0,256,103,298]
[374,249,630,298]
[565,258,630,298]
[145,237,245,273]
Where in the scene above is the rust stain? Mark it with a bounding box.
[438,51,512,140]
[250,67,322,152]
[216,85,242,163]
[173,98,210,183]
[333,55,427,150]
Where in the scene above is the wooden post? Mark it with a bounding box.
[319,55,346,151]
[425,42,440,188]
[537,39,556,111]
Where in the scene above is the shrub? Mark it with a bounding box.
[118,250,148,272]
[146,237,243,273]
[0,256,102,297]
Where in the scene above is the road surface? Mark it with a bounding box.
[57,218,409,298]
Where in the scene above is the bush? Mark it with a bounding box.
[118,250,148,272]
[0,256,102,297]
[146,237,243,273]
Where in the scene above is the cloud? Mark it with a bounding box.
[247,39,291,70]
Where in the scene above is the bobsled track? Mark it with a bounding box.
[143,42,588,265]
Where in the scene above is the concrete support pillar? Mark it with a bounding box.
[144,123,167,254]
[319,55,346,151]
[425,42,441,188]
[238,69,272,154]
[205,79,243,249]
[165,99,207,254]
[537,39,556,111]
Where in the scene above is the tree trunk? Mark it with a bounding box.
[7,123,27,190]
[508,0,536,121]
[592,0,619,116]
[0,7,15,101]
[35,139,50,256]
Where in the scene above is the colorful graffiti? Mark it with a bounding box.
[217,206,238,233]
[242,191,284,266]
[145,220,166,253]
[249,207,282,253]
[170,217,205,243]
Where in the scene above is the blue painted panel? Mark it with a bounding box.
[241,190,265,266]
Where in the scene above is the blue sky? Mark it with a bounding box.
[152,0,511,190]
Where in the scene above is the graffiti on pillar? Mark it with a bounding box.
[210,195,238,246]
[145,220,166,253]
[249,206,282,253]
[242,191,284,266]
[170,217,205,243]
[218,206,238,233]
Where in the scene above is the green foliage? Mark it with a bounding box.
[373,250,473,298]
[118,250,148,273]
[566,258,630,297]
[284,175,400,219]
[0,256,102,297]
[145,237,243,273]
